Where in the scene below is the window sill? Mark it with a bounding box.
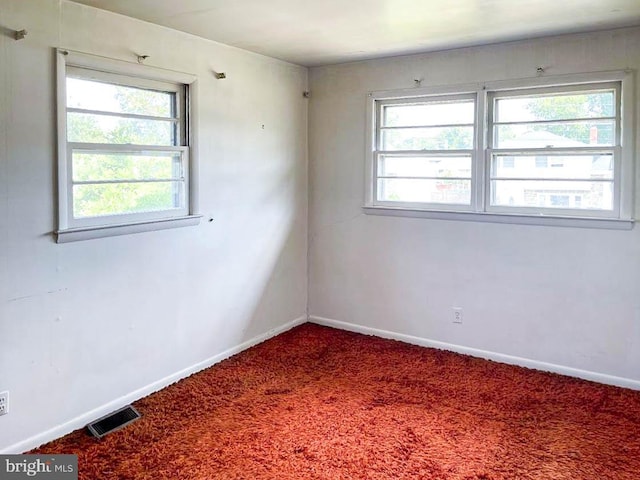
[56,215,202,243]
[362,206,634,230]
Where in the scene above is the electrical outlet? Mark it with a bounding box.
[0,391,8,416]
[452,307,463,324]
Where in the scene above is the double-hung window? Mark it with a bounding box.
[488,84,620,217]
[56,50,199,242]
[374,95,476,209]
[366,72,634,228]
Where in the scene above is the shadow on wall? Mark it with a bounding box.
[188,160,305,352]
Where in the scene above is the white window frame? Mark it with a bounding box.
[487,81,622,219]
[364,71,635,230]
[56,49,201,243]
[373,93,477,212]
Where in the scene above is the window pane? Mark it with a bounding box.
[381,126,473,150]
[378,156,471,178]
[491,180,613,210]
[383,101,474,127]
[492,153,613,180]
[495,90,615,123]
[378,178,471,204]
[495,121,614,147]
[72,151,183,182]
[68,112,175,145]
[67,77,174,117]
[73,181,184,218]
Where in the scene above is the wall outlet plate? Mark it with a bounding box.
[452,307,463,324]
[0,391,8,416]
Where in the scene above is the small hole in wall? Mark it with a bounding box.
[208,218,214,222]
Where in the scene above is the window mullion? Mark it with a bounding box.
[378,176,471,181]
[376,149,474,157]
[491,146,616,155]
[73,179,184,186]
[489,177,614,183]
[493,116,616,127]
[68,143,188,153]
[380,123,475,130]
[474,90,487,212]
[67,107,179,123]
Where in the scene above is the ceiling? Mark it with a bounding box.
[70,0,640,66]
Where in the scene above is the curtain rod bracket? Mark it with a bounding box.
[14,29,27,41]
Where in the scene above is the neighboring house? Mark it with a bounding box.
[495,130,613,210]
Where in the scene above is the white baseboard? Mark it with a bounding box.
[309,315,640,391]
[1,315,307,454]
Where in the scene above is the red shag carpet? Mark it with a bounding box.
[34,324,640,479]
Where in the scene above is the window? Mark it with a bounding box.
[534,156,548,168]
[365,72,634,228]
[502,157,515,169]
[488,84,619,216]
[374,95,475,209]
[56,50,200,242]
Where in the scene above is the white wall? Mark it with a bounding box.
[308,28,640,386]
[0,0,308,452]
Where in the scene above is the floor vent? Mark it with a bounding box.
[87,405,141,438]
